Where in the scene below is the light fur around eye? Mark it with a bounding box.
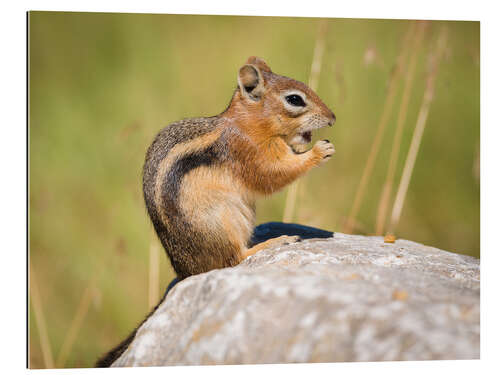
[281,90,308,114]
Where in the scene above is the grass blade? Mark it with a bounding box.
[388,27,448,235]
[343,21,417,234]
[29,261,54,368]
[55,284,95,367]
[375,21,427,235]
[55,247,115,367]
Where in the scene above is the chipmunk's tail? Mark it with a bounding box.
[94,277,179,367]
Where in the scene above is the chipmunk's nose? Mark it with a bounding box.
[327,111,336,127]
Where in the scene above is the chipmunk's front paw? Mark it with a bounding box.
[243,235,301,259]
[272,235,301,246]
[313,139,335,164]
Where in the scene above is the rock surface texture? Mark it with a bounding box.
[112,231,479,366]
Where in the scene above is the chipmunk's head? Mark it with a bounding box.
[235,56,336,147]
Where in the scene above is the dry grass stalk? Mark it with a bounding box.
[55,221,160,368]
[375,21,427,235]
[388,27,448,235]
[343,21,417,234]
[55,284,95,367]
[308,19,328,92]
[29,260,54,368]
[283,19,328,222]
[148,227,161,309]
[282,180,299,223]
[56,247,116,367]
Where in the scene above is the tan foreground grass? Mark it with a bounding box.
[29,260,54,368]
[56,284,97,367]
[51,246,117,367]
[343,21,417,234]
[54,251,114,367]
[388,27,448,235]
[375,21,428,235]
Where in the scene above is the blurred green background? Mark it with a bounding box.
[28,12,479,368]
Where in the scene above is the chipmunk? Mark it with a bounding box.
[96,56,335,367]
[143,56,335,279]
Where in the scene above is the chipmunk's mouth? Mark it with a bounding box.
[286,119,332,150]
[287,130,313,147]
[284,115,335,153]
[301,131,312,143]
[286,130,315,154]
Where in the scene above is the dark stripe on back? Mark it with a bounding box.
[142,117,220,229]
[161,143,221,219]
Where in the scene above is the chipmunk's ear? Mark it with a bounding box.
[238,64,266,101]
[245,56,272,73]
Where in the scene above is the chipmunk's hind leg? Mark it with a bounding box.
[243,235,300,259]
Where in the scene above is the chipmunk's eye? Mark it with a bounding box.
[285,94,306,107]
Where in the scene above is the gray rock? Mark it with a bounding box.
[112,232,479,366]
